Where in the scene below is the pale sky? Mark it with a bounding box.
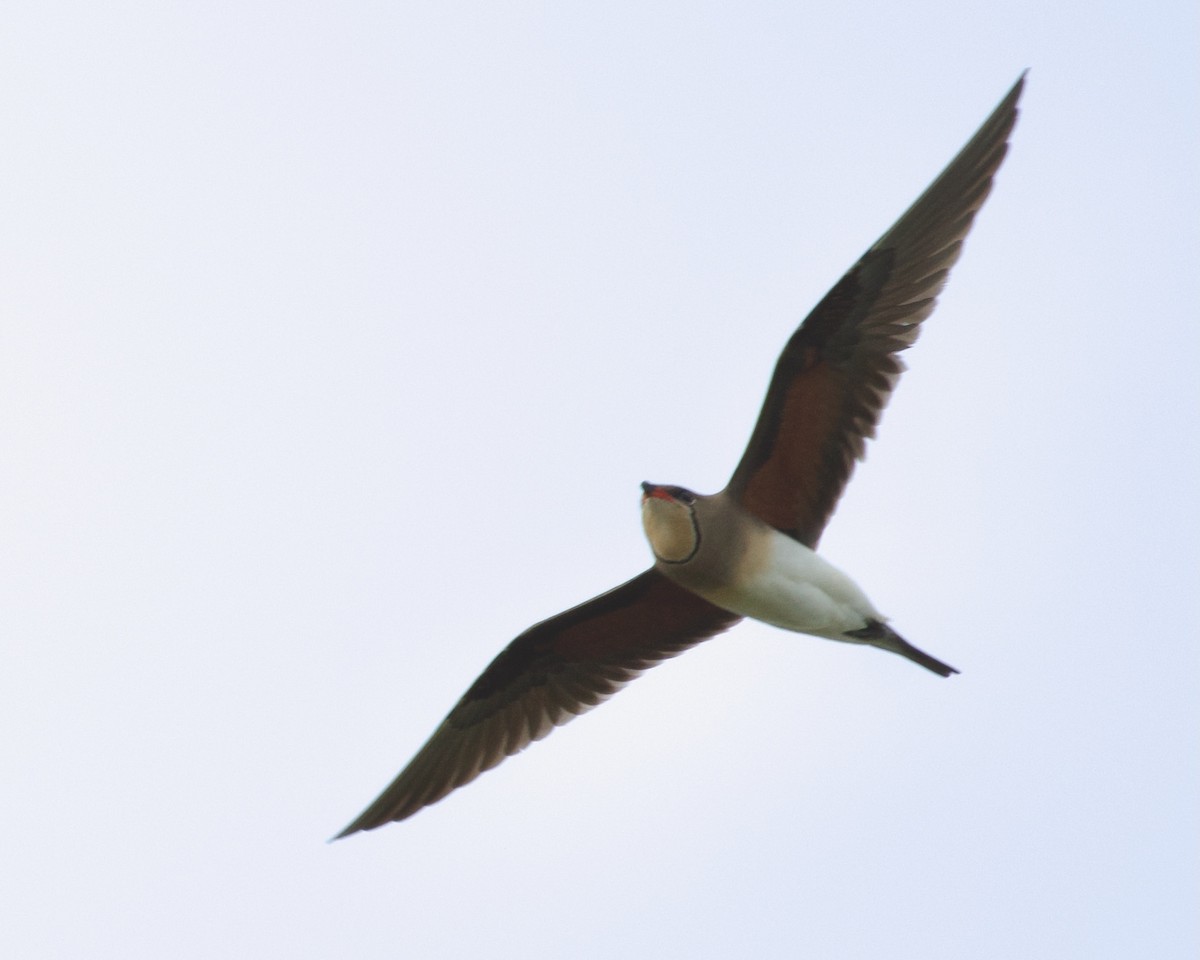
[2,2,1197,958]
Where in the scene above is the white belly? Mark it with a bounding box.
[707,529,882,641]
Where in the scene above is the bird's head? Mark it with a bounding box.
[640,482,701,564]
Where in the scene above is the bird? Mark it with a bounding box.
[336,75,1023,838]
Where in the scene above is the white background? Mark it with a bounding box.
[2,2,1196,958]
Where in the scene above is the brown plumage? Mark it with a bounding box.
[337,572,739,833]
[337,75,1023,837]
[727,78,1022,546]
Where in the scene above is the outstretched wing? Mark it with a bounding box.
[336,569,740,836]
[726,76,1023,547]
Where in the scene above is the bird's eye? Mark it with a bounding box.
[674,488,695,505]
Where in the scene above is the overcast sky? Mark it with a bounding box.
[2,2,1197,958]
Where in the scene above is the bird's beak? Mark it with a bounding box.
[641,482,669,502]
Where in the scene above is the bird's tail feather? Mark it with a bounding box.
[845,619,958,677]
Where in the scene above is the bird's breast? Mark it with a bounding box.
[676,526,881,641]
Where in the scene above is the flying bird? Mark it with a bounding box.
[337,75,1023,837]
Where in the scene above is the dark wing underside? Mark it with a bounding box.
[336,570,740,837]
[726,75,1023,547]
